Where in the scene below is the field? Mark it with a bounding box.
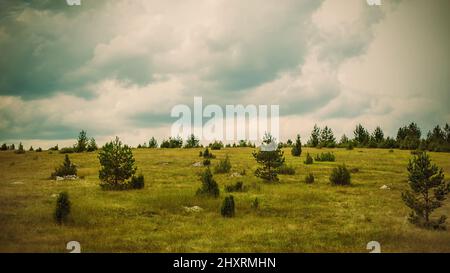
[1,147,450,253]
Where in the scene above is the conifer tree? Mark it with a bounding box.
[291,134,302,157]
[402,152,450,229]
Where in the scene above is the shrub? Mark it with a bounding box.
[36,147,43,152]
[209,141,224,150]
[304,153,313,165]
[221,195,235,217]
[202,148,215,159]
[98,137,137,189]
[215,155,232,174]
[196,168,220,198]
[203,159,211,166]
[0,143,7,151]
[251,198,259,210]
[402,152,450,229]
[305,173,315,184]
[59,147,75,154]
[330,165,351,186]
[315,152,335,162]
[350,167,360,173]
[49,145,59,151]
[129,174,145,189]
[225,181,245,192]
[29,146,34,151]
[160,137,183,148]
[291,134,302,157]
[199,151,203,157]
[346,142,354,150]
[277,164,296,175]
[54,192,71,225]
[51,155,77,179]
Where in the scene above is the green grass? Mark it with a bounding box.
[1,148,450,253]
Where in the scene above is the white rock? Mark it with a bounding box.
[183,206,203,213]
[192,162,203,167]
[380,185,390,190]
[56,176,65,181]
[11,181,24,185]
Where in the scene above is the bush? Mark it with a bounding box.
[54,192,71,225]
[129,174,145,189]
[277,164,296,175]
[49,145,59,151]
[51,155,77,179]
[346,142,354,150]
[59,147,75,154]
[203,159,211,166]
[305,173,315,184]
[315,152,335,162]
[225,181,245,192]
[221,195,235,217]
[98,137,137,189]
[214,155,231,174]
[304,153,314,165]
[202,148,215,159]
[36,147,43,152]
[209,141,224,150]
[330,165,351,186]
[196,168,220,198]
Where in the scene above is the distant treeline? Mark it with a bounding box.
[300,122,450,152]
[2,123,449,153]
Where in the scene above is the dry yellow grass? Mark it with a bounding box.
[0,147,449,252]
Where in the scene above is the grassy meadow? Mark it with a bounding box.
[0,147,450,253]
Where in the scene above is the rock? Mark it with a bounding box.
[380,185,390,190]
[183,206,203,213]
[192,162,203,167]
[51,194,58,198]
[11,181,24,185]
[55,175,78,181]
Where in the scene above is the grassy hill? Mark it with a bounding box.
[0,147,449,252]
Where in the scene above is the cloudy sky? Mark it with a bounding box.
[0,0,449,148]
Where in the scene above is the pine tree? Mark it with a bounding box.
[253,133,285,182]
[373,126,385,143]
[87,138,98,152]
[148,137,158,148]
[51,154,77,178]
[185,134,200,148]
[75,130,88,152]
[308,125,320,147]
[1,143,7,151]
[291,134,302,157]
[54,192,71,225]
[196,168,220,198]
[354,124,369,146]
[15,142,25,154]
[98,137,136,187]
[221,195,235,217]
[402,152,450,229]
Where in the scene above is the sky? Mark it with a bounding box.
[0,0,449,148]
